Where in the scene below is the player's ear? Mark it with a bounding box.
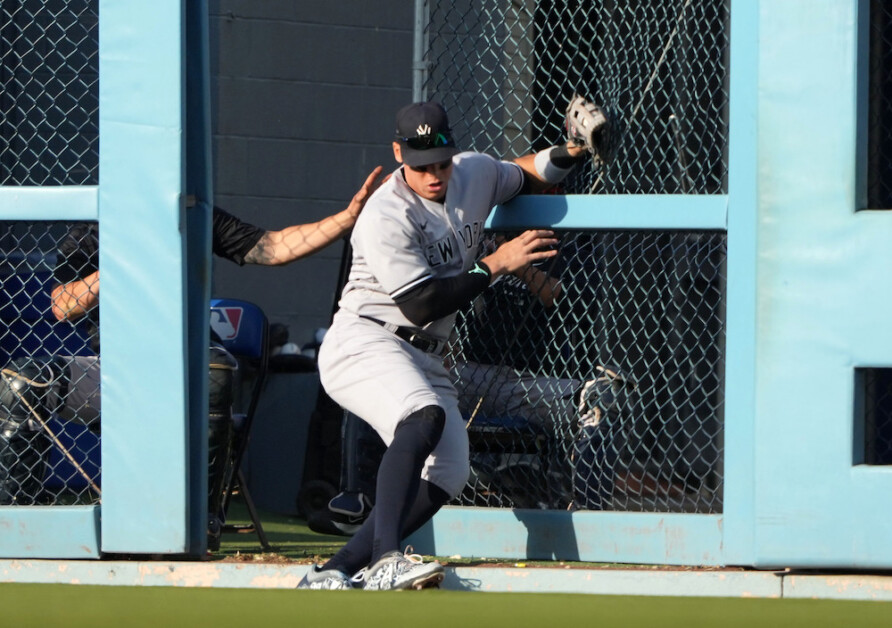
[392,142,404,164]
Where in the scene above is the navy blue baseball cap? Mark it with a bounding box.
[394,102,460,167]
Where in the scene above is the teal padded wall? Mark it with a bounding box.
[751,0,892,568]
[98,0,201,554]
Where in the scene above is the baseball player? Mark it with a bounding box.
[299,98,606,590]
[0,168,383,550]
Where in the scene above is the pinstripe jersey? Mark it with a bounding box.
[336,151,525,341]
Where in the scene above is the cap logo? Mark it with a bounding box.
[416,124,431,136]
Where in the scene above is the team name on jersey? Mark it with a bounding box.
[424,221,484,267]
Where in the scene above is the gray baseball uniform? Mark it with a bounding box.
[318,151,525,497]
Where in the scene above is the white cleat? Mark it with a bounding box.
[361,548,445,591]
[297,565,355,590]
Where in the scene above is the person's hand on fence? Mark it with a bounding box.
[481,229,558,280]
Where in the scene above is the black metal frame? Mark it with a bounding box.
[213,298,271,551]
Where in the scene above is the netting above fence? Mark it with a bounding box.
[422,0,729,194]
[0,0,99,186]
[447,229,726,513]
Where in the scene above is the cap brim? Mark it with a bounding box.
[400,145,460,167]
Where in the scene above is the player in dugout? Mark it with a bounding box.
[300,97,606,590]
[0,167,384,551]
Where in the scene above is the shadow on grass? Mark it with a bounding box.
[213,496,347,563]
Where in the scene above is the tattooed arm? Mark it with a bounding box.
[243,166,385,266]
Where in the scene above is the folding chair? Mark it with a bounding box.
[209,298,271,551]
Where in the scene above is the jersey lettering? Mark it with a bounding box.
[458,221,483,250]
[425,236,455,266]
[424,221,484,267]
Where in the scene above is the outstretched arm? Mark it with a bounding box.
[512,143,588,194]
[243,166,386,265]
[512,95,608,194]
[51,270,99,321]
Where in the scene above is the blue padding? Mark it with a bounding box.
[0,505,100,558]
[0,186,98,221]
[209,299,266,359]
[98,0,191,553]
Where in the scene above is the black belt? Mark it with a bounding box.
[360,316,445,354]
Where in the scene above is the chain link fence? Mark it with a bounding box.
[419,1,729,512]
[290,1,733,520]
[448,230,726,513]
[0,222,100,506]
[422,0,729,195]
[0,0,99,186]
[3,0,887,520]
[1,0,100,505]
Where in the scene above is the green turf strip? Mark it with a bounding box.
[0,584,889,628]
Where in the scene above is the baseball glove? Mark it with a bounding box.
[565,95,609,159]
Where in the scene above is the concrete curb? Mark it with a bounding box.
[0,560,890,601]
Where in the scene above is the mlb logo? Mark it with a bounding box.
[210,306,243,341]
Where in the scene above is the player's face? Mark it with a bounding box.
[393,143,454,201]
[403,159,453,201]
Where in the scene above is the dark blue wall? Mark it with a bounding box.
[208,2,414,347]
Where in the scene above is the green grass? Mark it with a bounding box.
[212,498,346,563]
[0,583,889,628]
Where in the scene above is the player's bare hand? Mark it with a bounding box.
[347,166,388,220]
[481,229,558,279]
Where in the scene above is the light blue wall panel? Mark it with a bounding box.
[722,0,760,566]
[0,188,98,221]
[98,0,193,553]
[490,195,727,231]
[408,508,725,565]
[754,0,892,568]
[0,507,100,558]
